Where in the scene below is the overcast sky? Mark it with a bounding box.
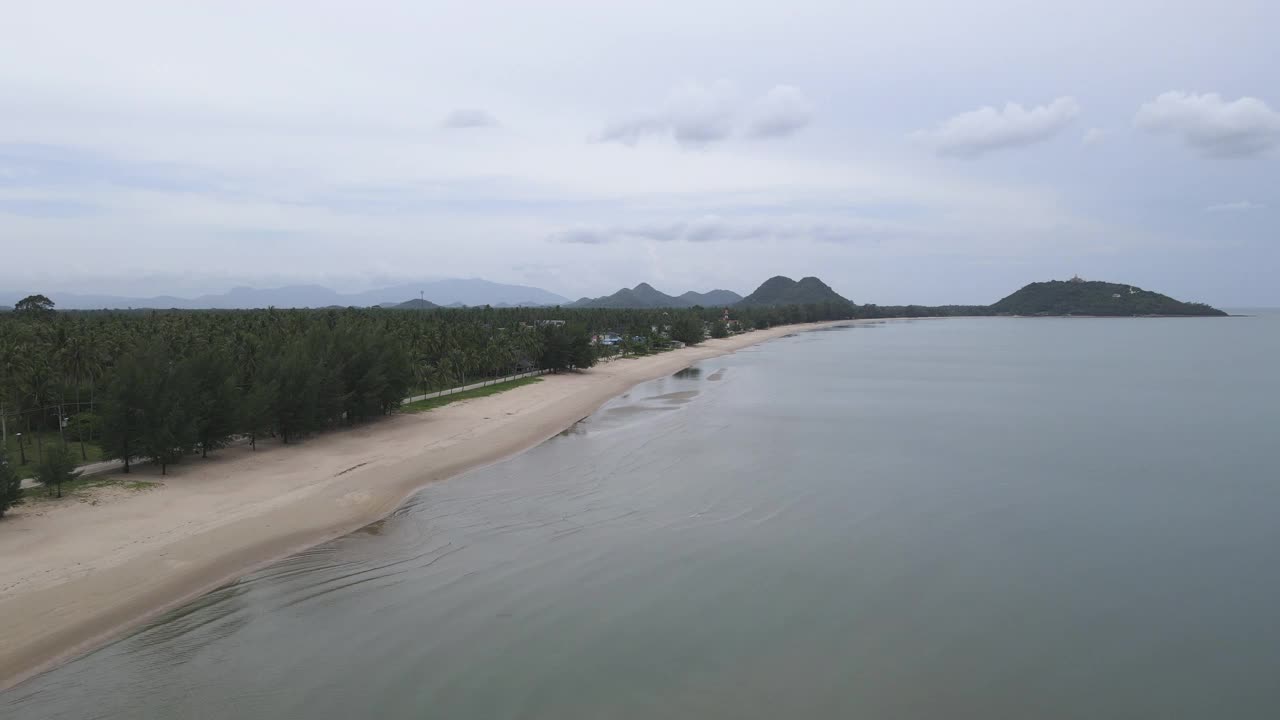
[2,0,1277,305]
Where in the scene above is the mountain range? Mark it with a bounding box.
[737,276,851,306]
[4,275,1222,316]
[568,283,744,309]
[568,276,851,309]
[2,278,571,310]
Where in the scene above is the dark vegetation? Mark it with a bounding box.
[0,450,20,518]
[990,280,1227,316]
[573,275,1225,317]
[0,290,854,486]
[736,276,850,307]
[391,298,440,310]
[569,283,743,309]
[35,445,79,498]
[0,275,1223,492]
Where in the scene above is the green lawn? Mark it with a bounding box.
[3,430,104,478]
[401,377,543,414]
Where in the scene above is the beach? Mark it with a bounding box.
[0,322,842,690]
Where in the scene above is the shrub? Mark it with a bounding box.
[68,412,103,442]
[36,446,80,499]
[0,451,21,518]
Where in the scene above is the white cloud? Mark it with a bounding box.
[598,82,813,146]
[1205,200,1264,212]
[746,85,814,138]
[1134,92,1280,157]
[3,2,1276,304]
[917,97,1081,157]
[598,81,738,146]
[442,108,498,129]
[1082,127,1110,146]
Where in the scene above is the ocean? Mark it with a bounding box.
[4,315,1279,719]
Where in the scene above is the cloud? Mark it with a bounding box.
[442,108,498,129]
[598,83,813,146]
[917,97,1081,157]
[548,214,902,245]
[598,81,737,146]
[1205,200,1264,212]
[1082,127,1110,146]
[546,227,613,244]
[746,85,814,138]
[1134,92,1280,157]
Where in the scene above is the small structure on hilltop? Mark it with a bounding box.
[1069,274,1086,284]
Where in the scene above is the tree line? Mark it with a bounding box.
[0,295,860,502]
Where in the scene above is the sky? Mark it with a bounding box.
[1,0,1277,306]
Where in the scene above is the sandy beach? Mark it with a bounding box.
[0,321,844,690]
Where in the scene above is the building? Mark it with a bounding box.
[592,333,622,346]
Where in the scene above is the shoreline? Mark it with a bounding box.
[0,320,850,691]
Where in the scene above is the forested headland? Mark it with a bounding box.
[990,279,1227,316]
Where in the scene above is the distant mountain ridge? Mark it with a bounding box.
[737,276,852,307]
[5,275,1227,316]
[569,283,744,309]
[3,278,571,310]
[389,298,441,309]
[991,279,1226,316]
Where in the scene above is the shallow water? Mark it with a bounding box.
[5,317,1280,719]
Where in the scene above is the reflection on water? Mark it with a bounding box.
[5,318,1280,719]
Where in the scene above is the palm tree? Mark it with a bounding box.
[447,348,469,388]
[59,329,94,458]
[0,336,16,450]
[21,357,62,457]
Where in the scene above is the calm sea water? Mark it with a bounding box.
[5,316,1280,719]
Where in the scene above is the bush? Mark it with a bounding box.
[670,316,705,346]
[36,445,80,499]
[0,451,21,519]
[68,412,103,442]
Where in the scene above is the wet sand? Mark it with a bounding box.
[0,322,846,690]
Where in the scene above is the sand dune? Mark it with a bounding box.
[0,322,845,690]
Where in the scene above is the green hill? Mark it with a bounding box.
[390,298,441,310]
[570,283,743,309]
[991,279,1225,316]
[678,289,743,306]
[736,276,851,307]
